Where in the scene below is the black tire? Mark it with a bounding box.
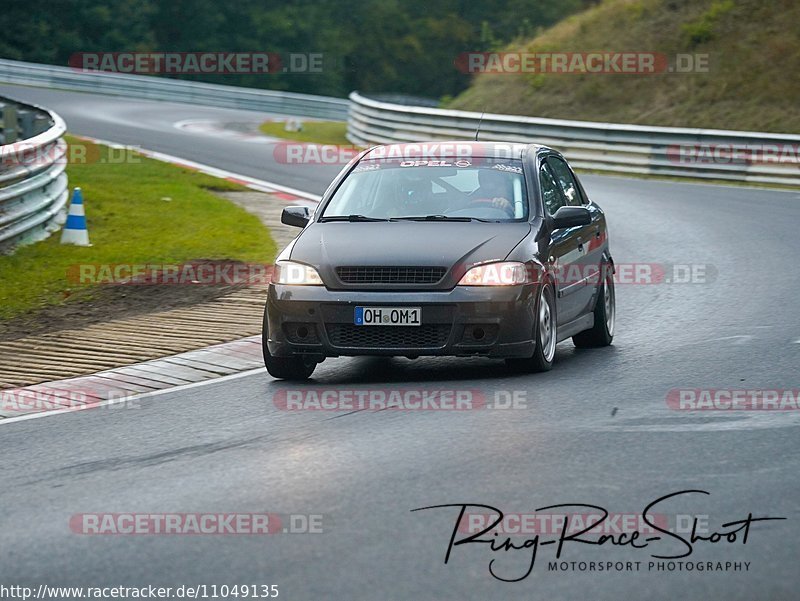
[506,283,556,373]
[262,311,317,380]
[572,266,615,349]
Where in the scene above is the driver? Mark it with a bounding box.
[468,168,515,216]
[384,175,431,218]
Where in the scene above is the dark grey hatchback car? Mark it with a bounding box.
[263,141,615,380]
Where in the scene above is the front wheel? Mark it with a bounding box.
[262,313,317,380]
[264,353,317,381]
[572,266,615,348]
[506,283,556,373]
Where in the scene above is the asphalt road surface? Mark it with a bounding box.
[1,83,799,600]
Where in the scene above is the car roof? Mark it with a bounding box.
[361,141,552,161]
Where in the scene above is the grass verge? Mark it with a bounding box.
[0,136,276,321]
[449,0,800,133]
[259,120,350,145]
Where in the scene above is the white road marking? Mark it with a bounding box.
[173,119,275,143]
[677,334,754,347]
[74,134,320,202]
[586,406,800,433]
[597,412,800,432]
[0,368,268,426]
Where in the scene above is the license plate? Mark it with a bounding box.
[355,306,421,326]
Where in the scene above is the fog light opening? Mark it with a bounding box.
[297,326,310,339]
[473,327,485,340]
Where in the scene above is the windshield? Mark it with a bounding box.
[321,158,528,221]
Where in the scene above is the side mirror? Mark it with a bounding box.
[551,206,591,229]
[281,206,311,228]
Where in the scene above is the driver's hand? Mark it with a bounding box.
[491,197,513,215]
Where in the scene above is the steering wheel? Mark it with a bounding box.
[466,197,497,206]
[466,197,514,216]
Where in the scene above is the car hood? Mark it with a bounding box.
[290,221,531,289]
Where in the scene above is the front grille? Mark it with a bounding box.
[326,324,451,348]
[336,266,447,285]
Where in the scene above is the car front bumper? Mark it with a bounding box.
[265,283,539,359]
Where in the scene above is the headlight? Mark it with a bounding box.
[271,261,324,285]
[458,261,531,286]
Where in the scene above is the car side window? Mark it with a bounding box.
[547,157,583,206]
[539,163,566,215]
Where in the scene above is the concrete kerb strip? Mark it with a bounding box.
[0,336,265,421]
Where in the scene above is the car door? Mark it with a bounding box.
[538,160,583,325]
[573,167,609,315]
[546,155,599,318]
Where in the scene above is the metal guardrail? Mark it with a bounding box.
[0,96,69,253]
[347,92,800,186]
[0,58,349,121]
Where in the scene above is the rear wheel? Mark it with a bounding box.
[572,266,615,348]
[506,283,556,373]
[262,312,317,380]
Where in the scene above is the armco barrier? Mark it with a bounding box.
[347,92,800,186]
[0,58,349,121]
[0,96,69,253]
[2,58,796,190]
